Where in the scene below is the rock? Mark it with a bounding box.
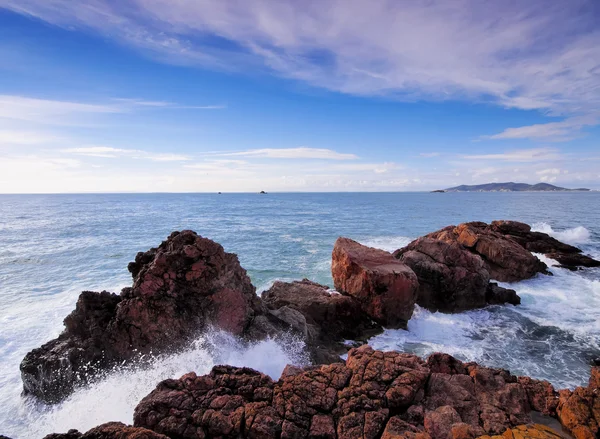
[485,283,520,306]
[262,279,382,358]
[133,346,561,439]
[489,220,600,270]
[332,238,419,328]
[425,222,549,282]
[556,367,600,439]
[475,424,564,439]
[394,238,488,312]
[43,422,168,439]
[545,253,600,270]
[21,231,272,403]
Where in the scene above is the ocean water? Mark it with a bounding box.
[0,192,599,438]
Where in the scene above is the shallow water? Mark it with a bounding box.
[0,192,599,438]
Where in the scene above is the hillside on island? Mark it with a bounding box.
[443,182,590,192]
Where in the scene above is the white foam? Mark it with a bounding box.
[358,236,413,253]
[532,222,591,245]
[3,330,308,439]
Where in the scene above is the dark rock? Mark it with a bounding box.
[262,279,382,359]
[332,238,419,328]
[485,283,520,306]
[489,220,600,270]
[21,231,273,403]
[394,238,490,312]
[43,423,168,439]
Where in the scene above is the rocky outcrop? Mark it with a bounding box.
[332,238,419,328]
[262,279,382,363]
[476,424,564,439]
[393,238,519,312]
[556,367,600,439]
[132,346,562,439]
[20,231,279,403]
[42,422,169,439]
[423,222,549,282]
[490,221,600,270]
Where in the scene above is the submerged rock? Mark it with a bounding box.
[21,231,274,403]
[332,237,419,328]
[133,346,563,439]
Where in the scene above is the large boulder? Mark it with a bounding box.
[394,238,520,312]
[21,231,272,403]
[332,238,419,328]
[262,279,382,362]
[133,346,562,439]
[425,222,549,282]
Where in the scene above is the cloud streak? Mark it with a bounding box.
[219,147,358,160]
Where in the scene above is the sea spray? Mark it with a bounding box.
[10,330,309,439]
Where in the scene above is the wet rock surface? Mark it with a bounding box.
[332,238,419,328]
[262,279,383,362]
[393,238,520,312]
[21,231,273,403]
[132,346,566,439]
[42,422,169,439]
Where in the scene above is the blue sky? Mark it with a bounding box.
[1,0,599,192]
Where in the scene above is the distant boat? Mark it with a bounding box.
[259,191,267,194]
[431,189,446,193]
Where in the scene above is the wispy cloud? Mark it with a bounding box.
[219,147,358,160]
[3,0,599,125]
[481,115,599,141]
[0,129,61,145]
[0,95,224,125]
[462,148,562,162]
[420,152,441,158]
[62,146,190,161]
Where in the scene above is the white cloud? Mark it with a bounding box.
[220,147,358,160]
[420,152,441,158]
[462,148,561,162]
[536,168,561,175]
[147,153,190,162]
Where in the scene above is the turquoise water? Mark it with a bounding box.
[1,192,599,438]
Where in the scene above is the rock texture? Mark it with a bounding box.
[133,346,563,439]
[262,279,382,362]
[42,422,169,439]
[489,221,600,271]
[21,231,277,403]
[556,367,600,439]
[393,238,519,312]
[476,424,564,439]
[423,222,549,282]
[332,238,419,328]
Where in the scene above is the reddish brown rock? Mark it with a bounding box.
[21,231,273,403]
[476,424,564,439]
[132,346,562,439]
[332,238,419,328]
[425,222,548,282]
[556,367,600,439]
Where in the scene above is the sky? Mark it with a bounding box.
[0,0,599,193]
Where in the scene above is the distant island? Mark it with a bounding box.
[438,182,590,192]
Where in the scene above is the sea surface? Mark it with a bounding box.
[1,192,599,438]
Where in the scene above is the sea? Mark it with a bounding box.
[0,192,599,438]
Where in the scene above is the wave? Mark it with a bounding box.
[532,222,591,245]
[358,236,413,253]
[3,330,308,439]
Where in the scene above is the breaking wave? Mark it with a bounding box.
[532,222,591,245]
